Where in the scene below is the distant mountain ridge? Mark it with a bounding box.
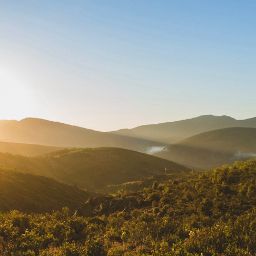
[1,115,256,171]
[2,115,256,148]
[179,127,256,152]
[156,127,256,169]
[0,118,162,152]
[114,115,256,143]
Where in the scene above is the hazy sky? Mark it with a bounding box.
[0,1,256,131]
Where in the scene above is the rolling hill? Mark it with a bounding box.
[0,148,188,191]
[179,127,256,152]
[0,118,162,152]
[156,127,256,169]
[0,169,90,212]
[0,141,61,156]
[114,115,256,143]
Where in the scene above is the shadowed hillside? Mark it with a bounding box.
[0,141,61,156]
[0,148,188,191]
[157,127,256,169]
[114,115,256,143]
[0,118,162,152]
[179,127,256,152]
[0,169,90,212]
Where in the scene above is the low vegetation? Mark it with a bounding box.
[1,160,256,255]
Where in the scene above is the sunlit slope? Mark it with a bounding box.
[0,148,188,191]
[0,141,61,156]
[0,169,90,212]
[0,118,161,152]
[157,127,256,169]
[77,159,256,218]
[114,115,256,143]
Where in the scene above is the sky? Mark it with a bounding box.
[0,0,256,131]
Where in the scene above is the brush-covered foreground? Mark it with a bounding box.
[1,160,256,255]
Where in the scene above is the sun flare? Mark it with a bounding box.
[0,68,34,117]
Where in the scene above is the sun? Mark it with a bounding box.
[0,67,35,118]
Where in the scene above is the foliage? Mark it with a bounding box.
[1,160,256,255]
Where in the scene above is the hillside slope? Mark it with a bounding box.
[114,115,256,143]
[0,148,188,191]
[0,169,90,212]
[0,118,161,152]
[73,160,256,255]
[157,127,256,169]
[1,160,256,255]
[0,141,61,156]
[180,127,256,152]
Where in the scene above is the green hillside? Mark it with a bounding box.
[0,118,161,152]
[0,169,90,213]
[0,148,188,191]
[114,115,256,143]
[157,127,256,169]
[0,141,61,156]
[1,160,256,255]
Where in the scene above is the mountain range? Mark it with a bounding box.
[114,115,256,143]
[0,115,256,216]
[0,118,161,153]
[157,127,256,169]
[0,115,256,170]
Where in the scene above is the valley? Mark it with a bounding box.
[0,115,256,255]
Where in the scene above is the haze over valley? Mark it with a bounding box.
[1,115,256,170]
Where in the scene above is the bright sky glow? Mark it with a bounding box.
[0,1,256,130]
[0,67,36,119]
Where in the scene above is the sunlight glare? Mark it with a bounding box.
[0,67,34,118]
